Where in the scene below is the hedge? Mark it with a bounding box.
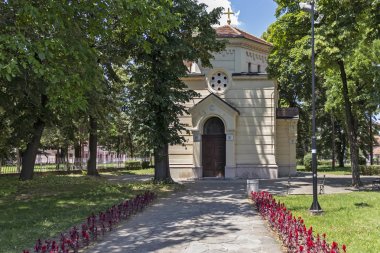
[125,161,142,170]
[360,165,380,176]
[303,154,312,172]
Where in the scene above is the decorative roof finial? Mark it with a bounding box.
[223,8,234,25]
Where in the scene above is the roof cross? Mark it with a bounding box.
[223,8,234,25]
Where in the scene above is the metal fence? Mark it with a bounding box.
[0,157,140,175]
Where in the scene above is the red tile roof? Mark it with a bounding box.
[215,25,272,47]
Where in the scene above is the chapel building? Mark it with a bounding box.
[169,25,298,179]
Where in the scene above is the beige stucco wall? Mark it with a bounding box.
[208,45,269,74]
[169,42,297,180]
[275,119,298,177]
[169,73,281,179]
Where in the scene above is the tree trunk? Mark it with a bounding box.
[117,136,121,158]
[59,147,67,169]
[74,141,81,169]
[81,141,85,166]
[64,146,69,170]
[369,112,373,165]
[87,116,99,176]
[128,132,134,159]
[338,60,361,187]
[19,118,45,180]
[55,149,60,169]
[337,131,346,168]
[331,114,336,170]
[154,143,172,182]
[16,148,21,172]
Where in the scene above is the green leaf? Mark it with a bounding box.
[5,73,11,81]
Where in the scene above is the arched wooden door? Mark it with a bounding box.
[202,117,226,177]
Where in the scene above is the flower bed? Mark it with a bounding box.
[23,191,156,253]
[251,191,346,253]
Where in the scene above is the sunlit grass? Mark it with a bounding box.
[0,174,180,253]
[100,168,154,176]
[297,165,352,175]
[276,192,380,253]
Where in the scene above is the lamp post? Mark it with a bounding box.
[299,0,323,214]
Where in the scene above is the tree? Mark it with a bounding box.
[0,0,180,180]
[126,0,225,181]
[264,5,315,161]
[267,0,380,187]
[348,40,380,165]
[98,111,145,159]
[74,0,181,176]
[0,1,106,179]
[316,0,379,186]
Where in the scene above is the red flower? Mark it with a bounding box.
[307,239,314,248]
[82,231,90,240]
[299,245,304,252]
[342,244,347,252]
[308,226,313,236]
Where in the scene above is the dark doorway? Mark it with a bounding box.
[202,117,226,177]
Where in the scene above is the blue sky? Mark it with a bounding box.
[199,0,278,37]
[230,0,278,37]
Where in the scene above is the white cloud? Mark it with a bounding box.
[197,0,240,26]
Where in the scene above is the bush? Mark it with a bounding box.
[296,158,304,166]
[141,161,150,169]
[358,156,367,165]
[318,160,331,166]
[303,153,312,171]
[360,165,380,175]
[125,161,142,170]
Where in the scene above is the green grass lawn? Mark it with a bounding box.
[276,192,380,253]
[0,173,179,253]
[101,168,155,176]
[0,163,130,174]
[297,165,352,175]
[0,164,61,174]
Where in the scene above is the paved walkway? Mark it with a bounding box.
[85,173,379,252]
[85,180,283,253]
[259,173,379,195]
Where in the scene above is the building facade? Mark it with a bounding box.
[169,25,298,179]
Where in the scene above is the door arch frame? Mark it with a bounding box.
[202,117,226,177]
[189,94,239,178]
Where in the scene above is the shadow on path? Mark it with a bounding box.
[85,180,282,253]
[260,173,380,195]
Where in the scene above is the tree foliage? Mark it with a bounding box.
[126,0,225,181]
[0,0,184,179]
[0,0,226,181]
[266,0,380,186]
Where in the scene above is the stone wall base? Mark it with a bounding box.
[170,164,282,180]
[277,164,297,177]
[170,166,200,180]
[235,165,278,179]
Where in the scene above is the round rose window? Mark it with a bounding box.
[210,72,228,92]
